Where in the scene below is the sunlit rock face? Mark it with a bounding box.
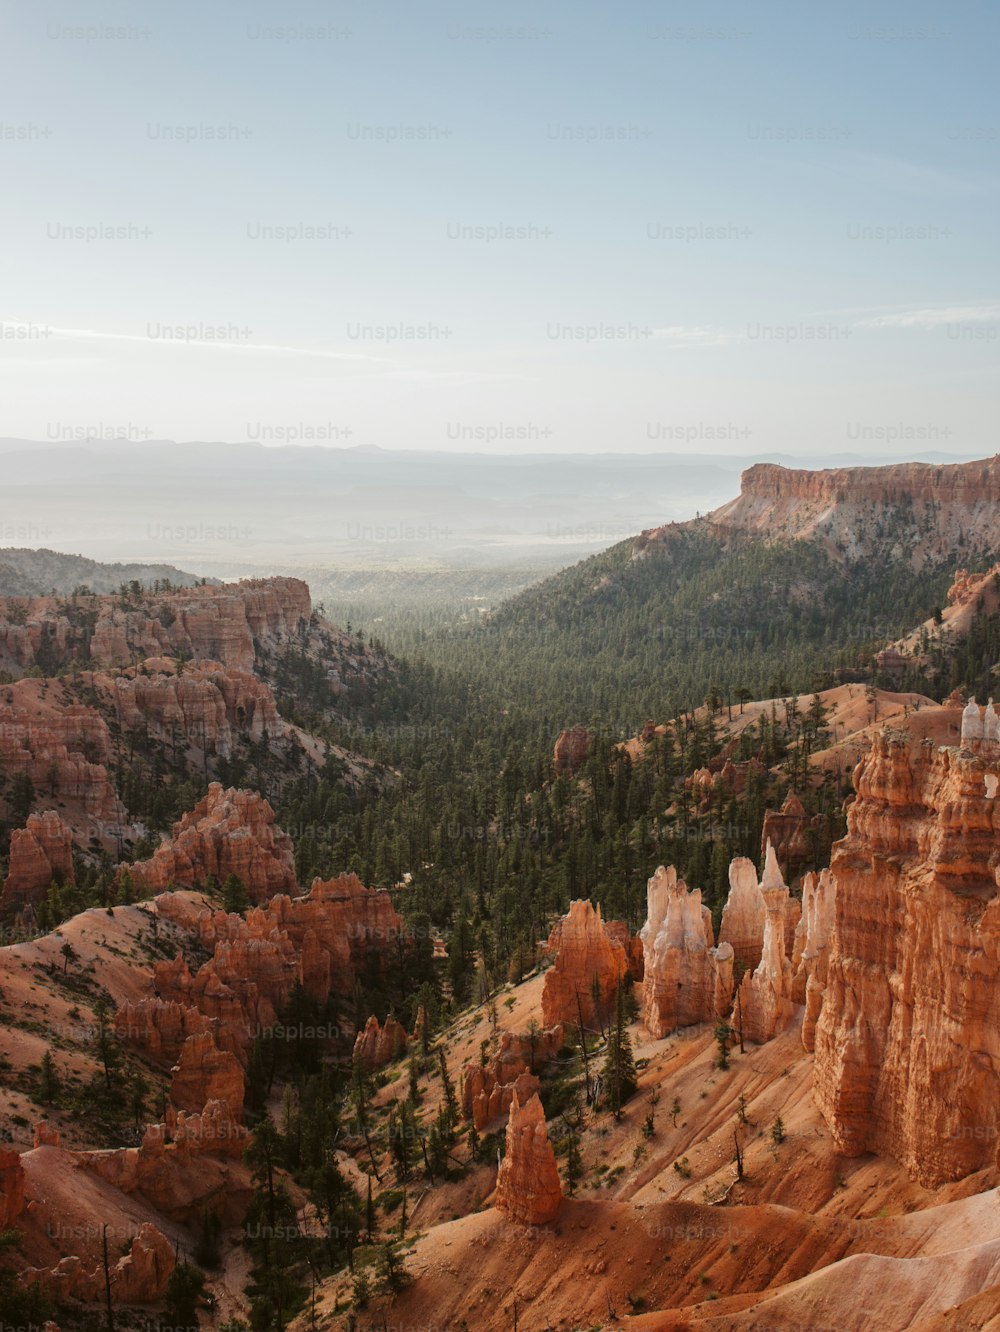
[494,1090,562,1226]
[639,865,734,1038]
[813,732,1000,1186]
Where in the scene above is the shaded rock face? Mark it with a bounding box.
[0,1147,26,1226]
[791,868,836,1051]
[21,1222,175,1306]
[141,874,404,1070]
[761,791,813,883]
[81,1099,248,1218]
[813,733,1000,1186]
[122,783,297,902]
[0,698,126,832]
[93,659,283,756]
[541,900,630,1030]
[0,578,312,677]
[640,865,734,1038]
[461,1025,563,1131]
[170,1031,245,1120]
[353,1015,408,1072]
[553,725,592,776]
[495,1091,562,1226]
[1,810,75,911]
[702,457,1000,567]
[115,997,213,1066]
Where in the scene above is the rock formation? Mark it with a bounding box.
[541,900,631,1030]
[494,1090,562,1226]
[736,846,796,1045]
[21,1222,175,1305]
[1,810,75,911]
[353,1014,408,1071]
[461,1025,563,1131]
[553,724,592,776]
[81,1098,248,1216]
[122,783,297,902]
[760,791,813,882]
[0,1147,26,1226]
[639,865,734,1037]
[0,695,126,832]
[813,731,1000,1186]
[791,868,836,1050]
[138,874,404,1071]
[170,1031,245,1119]
[33,1120,60,1149]
[960,696,1000,748]
[718,857,767,973]
[93,658,284,755]
[115,997,214,1066]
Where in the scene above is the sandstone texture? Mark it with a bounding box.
[813,731,1000,1185]
[639,865,734,1037]
[169,1031,245,1119]
[541,900,631,1030]
[494,1091,562,1226]
[1,811,75,911]
[461,1025,563,1131]
[0,1146,26,1226]
[122,783,297,901]
[736,844,796,1045]
[761,791,813,882]
[353,1014,408,1071]
[21,1222,175,1305]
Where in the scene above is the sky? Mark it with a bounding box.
[1,0,998,455]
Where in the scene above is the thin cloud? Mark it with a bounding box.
[650,325,736,347]
[3,319,394,364]
[854,303,1000,329]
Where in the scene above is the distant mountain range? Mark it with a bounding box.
[0,438,986,573]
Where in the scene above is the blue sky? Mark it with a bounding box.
[1,0,997,453]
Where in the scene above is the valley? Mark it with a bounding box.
[3,455,1000,1330]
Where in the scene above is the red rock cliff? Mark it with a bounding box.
[813,732,1000,1186]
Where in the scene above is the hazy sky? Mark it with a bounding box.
[2,0,997,454]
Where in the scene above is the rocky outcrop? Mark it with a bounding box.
[93,658,284,756]
[0,698,125,830]
[461,1026,564,1131]
[1,810,75,911]
[813,732,1000,1186]
[542,900,630,1030]
[122,783,297,902]
[353,1015,408,1071]
[33,1121,60,1149]
[21,1222,174,1305]
[718,858,767,974]
[495,1091,562,1226]
[0,1147,26,1226]
[170,1031,245,1119]
[635,456,1000,568]
[792,868,836,1050]
[115,997,214,1066]
[87,577,312,673]
[640,865,734,1038]
[736,846,796,1045]
[553,725,592,776]
[145,874,405,1068]
[761,791,813,882]
[82,1099,248,1217]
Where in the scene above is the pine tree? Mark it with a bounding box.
[601,985,637,1120]
[39,1049,60,1104]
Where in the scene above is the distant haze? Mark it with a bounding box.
[0,438,988,572]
